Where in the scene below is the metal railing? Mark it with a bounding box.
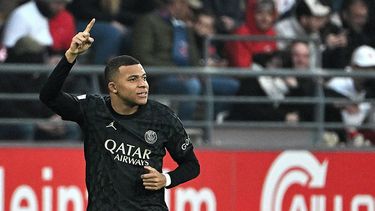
[1,35,375,146]
[1,63,375,145]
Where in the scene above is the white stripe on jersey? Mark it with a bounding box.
[77,94,87,100]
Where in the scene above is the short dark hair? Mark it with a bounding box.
[154,0,174,7]
[296,0,313,19]
[104,55,140,83]
[290,40,309,48]
[255,0,276,13]
[342,0,367,12]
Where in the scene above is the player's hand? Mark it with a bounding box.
[65,18,95,62]
[141,166,166,190]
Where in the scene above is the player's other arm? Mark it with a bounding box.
[141,149,199,190]
[141,115,200,190]
[163,119,200,188]
[165,147,200,188]
[39,19,95,123]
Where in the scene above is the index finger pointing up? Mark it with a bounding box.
[84,18,95,33]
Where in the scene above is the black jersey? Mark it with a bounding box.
[39,56,200,211]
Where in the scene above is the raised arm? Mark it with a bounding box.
[65,18,95,62]
[39,19,95,123]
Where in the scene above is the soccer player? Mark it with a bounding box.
[39,18,200,210]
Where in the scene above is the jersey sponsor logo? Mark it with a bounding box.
[144,130,157,144]
[106,121,117,130]
[104,139,151,166]
[181,137,191,150]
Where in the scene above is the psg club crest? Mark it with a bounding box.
[144,130,157,144]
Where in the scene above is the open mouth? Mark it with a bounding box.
[137,92,148,97]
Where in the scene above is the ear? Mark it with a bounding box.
[108,82,118,94]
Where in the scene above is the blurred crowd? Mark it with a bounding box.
[0,0,374,146]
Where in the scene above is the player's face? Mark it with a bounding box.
[113,64,149,106]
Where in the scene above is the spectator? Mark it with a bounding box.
[0,37,81,141]
[276,0,352,71]
[202,0,245,34]
[334,0,375,48]
[321,0,372,69]
[317,0,374,69]
[202,0,245,58]
[326,0,372,68]
[245,0,297,20]
[132,0,197,66]
[0,37,46,140]
[288,40,311,69]
[2,0,54,49]
[327,45,375,146]
[116,0,159,54]
[68,0,128,64]
[320,26,347,69]
[117,0,158,27]
[282,41,320,122]
[227,40,343,131]
[0,1,30,62]
[227,51,289,121]
[0,0,23,32]
[193,9,226,66]
[275,0,330,50]
[281,40,344,146]
[133,0,239,120]
[192,9,240,117]
[363,0,375,47]
[48,2,76,55]
[1,0,87,141]
[225,0,278,68]
[5,36,48,63]
[1,0,73,63]
[132,0,201,120]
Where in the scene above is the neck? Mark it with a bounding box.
[110,96,139,115]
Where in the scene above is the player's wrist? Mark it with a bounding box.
[162,173,171,187]
[65,49,78,63]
